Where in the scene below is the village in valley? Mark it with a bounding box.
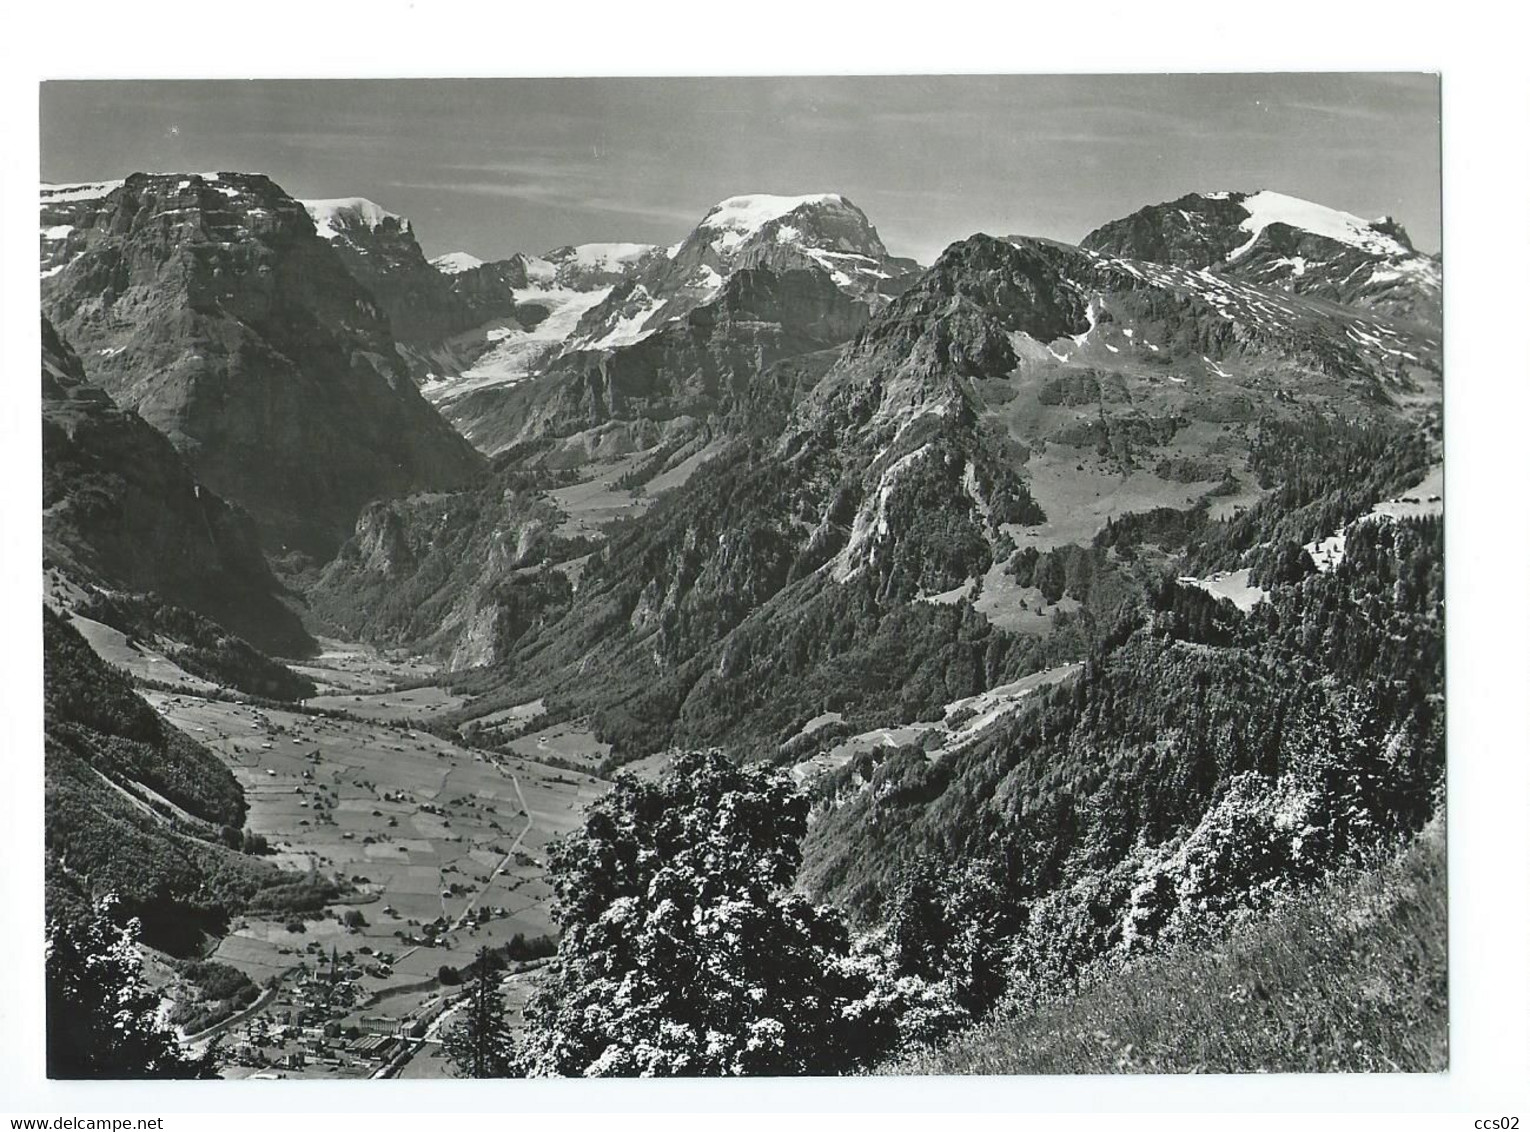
[67,616,611,1079]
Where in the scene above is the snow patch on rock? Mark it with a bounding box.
[431,251,485,274]
[1227,190,1414,262]
[303,197,407,240]
[40,180,125,204]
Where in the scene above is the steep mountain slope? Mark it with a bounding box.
[308,460,590,669]
[39,172,484,558]
[316,210,1438,778]
[42,317,313,657]
[302,196,523,373]
[569,193,918,351]
[439,193,921,456]
[308,343,838,668]
[881,820,1446,1074]
[44,607,331,952]
[450,263,872,459]
[1081,190,1441,327]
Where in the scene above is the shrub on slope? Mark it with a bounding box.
[881,818,1446,1075]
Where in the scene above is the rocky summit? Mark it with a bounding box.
[40,172,484,558]
[303,196,522,369]
[569,192,920,352]
[1081,190,1442,327]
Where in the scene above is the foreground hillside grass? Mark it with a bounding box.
[883,821,1447,1075]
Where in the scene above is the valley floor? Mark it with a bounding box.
[880,819,1447,1076]
[113,634,609,1079]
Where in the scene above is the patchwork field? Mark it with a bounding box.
[504,719,612,772]
[306,684,473,722]
[288,638,441,695]
[126,641,609,1078]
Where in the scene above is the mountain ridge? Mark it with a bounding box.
[40,171,485,558]
[42,315,314,657]
[1080,189,1441,326]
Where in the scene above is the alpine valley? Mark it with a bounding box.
[40,170,1446,1080]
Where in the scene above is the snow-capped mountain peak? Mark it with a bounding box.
[564,191,915,352]
[303,197,409,241]
[1081,189,1439,325]
[693,192,888,260]
[431,251,485,274]
[697,193,847,248]
[1226,189,1414,261]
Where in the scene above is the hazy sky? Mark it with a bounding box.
[40,75,1441,265]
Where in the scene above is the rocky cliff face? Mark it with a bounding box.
[441,258,541,315]
[308,466,580,668]
[304,198,510,340]
[40,173,484,558]
[439,194,922,455]
[1081,190,1442,327]
[42,317,314,656]
[449,263,873,455]
[568,193,918,351]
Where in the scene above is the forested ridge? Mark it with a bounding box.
[439,405,1447,1077]
[780,417,1445,1062]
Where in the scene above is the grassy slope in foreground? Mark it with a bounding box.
[882,819,1447,1075]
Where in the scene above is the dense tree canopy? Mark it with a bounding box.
[517,750,895,1076]
[47,895,218,1079]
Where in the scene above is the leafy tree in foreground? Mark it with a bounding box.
[443,947,517,1078]
[888,854,1018,1017]
[518,749,896,1076]
[46,894,218,1079]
